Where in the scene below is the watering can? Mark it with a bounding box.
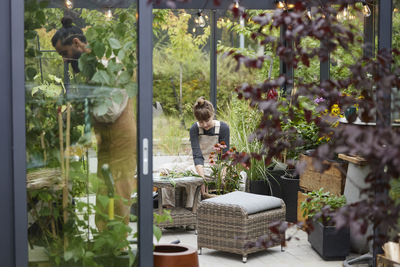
[101,164,115,220]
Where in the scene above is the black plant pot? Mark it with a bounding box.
[94,250,137,267]
[277,172,299,223]
[249,170,284,198]
[308,220,350,260]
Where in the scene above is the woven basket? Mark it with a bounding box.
[27,168,64,190]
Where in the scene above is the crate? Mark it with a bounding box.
[299,154,347,195]
[377,254,400,267]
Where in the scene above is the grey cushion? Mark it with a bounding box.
[204,191,282,215]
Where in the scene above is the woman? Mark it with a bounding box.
[190,97,230,198]
[162,97,230,208]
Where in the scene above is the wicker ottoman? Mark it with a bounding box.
[197,191,286,263]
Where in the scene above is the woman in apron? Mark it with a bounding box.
[162,97,230,208]
[189,97,230,199]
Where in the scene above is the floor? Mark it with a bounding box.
[155,226,365,267]
[151,155,365,266]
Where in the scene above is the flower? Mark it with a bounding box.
[314,97,325,104]
[208,142,242,194]
[330,104,341,117]
[267,89,278,100]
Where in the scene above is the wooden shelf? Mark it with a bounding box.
[338,154,368,166]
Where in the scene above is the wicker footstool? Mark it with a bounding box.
[197,191,286,263]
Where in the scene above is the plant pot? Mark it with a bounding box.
[277,172,299,222]
[249,170,284,198]
[154,244,199,267]
[308,220,350,260]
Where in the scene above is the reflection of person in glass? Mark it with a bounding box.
[52,17,136,230]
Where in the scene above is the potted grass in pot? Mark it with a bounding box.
[276,165,299,223]
[247,158,283,198]
[300,188,350,260]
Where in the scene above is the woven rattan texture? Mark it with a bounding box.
[197,200,286,257]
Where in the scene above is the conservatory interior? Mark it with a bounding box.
[10,0,400,266]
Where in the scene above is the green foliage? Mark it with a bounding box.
[280,96,323,159]
[153,210,172,243]
[153,11,258,118]
[300,188,346,226]
[208,143,242,194]
[219,97,270,181]
[153,115,189,155]
[26,74,85,169]
[78,7,138,113]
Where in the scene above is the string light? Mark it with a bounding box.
[196,10,206,28]
[105,9,113,20]
[275,1,295,11]
[306,7,312,20]
[275,0,286,10]
[233,0,239,9]
[361,1,371,17]
[287,3,295,9]
[65,0,73,9]
[343,6,349,19]
[193,28,196,33]
[337,5,348,21]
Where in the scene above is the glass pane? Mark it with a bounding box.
[25,2,138,266]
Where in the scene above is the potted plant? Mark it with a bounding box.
[300,188,349,260]
[220,98,282,196]
[276,167,300,223]
[207,142,243,195]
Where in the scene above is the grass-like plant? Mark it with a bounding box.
[153,115,189,155]
[220,97,271,182]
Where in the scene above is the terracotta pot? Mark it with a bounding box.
[154,244,199,267]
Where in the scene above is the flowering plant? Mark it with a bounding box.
[208,142,242,195]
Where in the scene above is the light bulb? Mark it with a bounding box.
[307,8,312,20]
[362,4,371,17]
[276,1,286,10]
[198,15,206,27]
[233,0,239,9]
[105,9,113,20]
[65,0,73,9]
[287,3,295,9]
[193,28,196,33]
[343,6,348,19]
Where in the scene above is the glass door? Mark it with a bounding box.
[24,1,149,266]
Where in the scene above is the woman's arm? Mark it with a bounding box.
[190,123,204,166]
[195,164,205,178]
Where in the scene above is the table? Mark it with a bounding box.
[153,175,204,229]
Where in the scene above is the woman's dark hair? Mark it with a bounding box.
[193,97,214,121]
[51,16,86,47]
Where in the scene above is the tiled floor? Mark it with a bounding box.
[156,226,365,267]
